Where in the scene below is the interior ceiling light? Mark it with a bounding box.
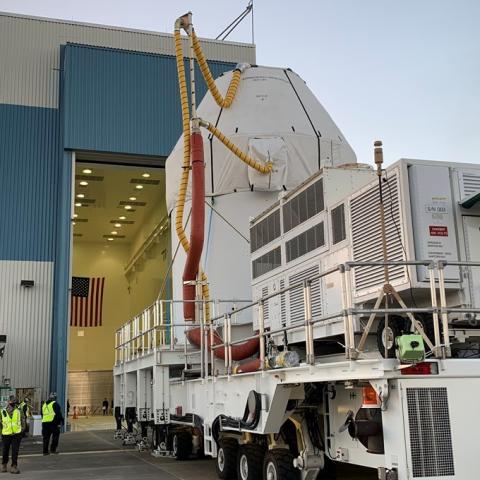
[114,223,122,228]
[76,193,85,199]
[72,222,76,226]
[75,202,82,207]
[142,173,150,178]
[73,213,78,218]
[82,168,92,174]
[119,216,126,220]
[124,205,132,210]
[129,196,137,201]
[107,238,114,241]
[111,231,118,235]
[135,185,144,190]
[79,181,88,186]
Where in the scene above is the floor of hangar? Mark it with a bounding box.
[14,430,376,480]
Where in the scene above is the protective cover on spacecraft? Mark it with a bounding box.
[165,65,356,213]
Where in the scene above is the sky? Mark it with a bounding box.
[1,0,479,166]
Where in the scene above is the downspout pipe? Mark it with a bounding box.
[182,129,205,321]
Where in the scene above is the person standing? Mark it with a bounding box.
[102,398,108,416]
[1,395,25,474]
[42,392,64,455]
[19,397,31,437]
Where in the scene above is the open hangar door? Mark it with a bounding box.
[68,153,169,426]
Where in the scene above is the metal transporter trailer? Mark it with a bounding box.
[114,156,480,480]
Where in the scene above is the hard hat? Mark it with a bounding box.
[48,392,57,399]
[24,397,30,403]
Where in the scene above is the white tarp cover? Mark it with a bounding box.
[166,66,356,213]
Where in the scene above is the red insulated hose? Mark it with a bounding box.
[182,131,205,321]
[186,327,259,361]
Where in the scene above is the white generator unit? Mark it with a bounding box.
[251,159,480,348]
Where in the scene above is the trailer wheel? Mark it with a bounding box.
[215,438,238,479]
[237,444,264,480]
[172,431,192,460]
[263,449,299,480]
[377,316,407,358]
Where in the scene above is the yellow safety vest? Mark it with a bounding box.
[1,409,21,435]
[19,401,31,417]
[42,401,56,423]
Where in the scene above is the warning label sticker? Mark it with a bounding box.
[429,225,448,237]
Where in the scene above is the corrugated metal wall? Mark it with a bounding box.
[0,261,53,394]
[62,44,235,156]
[0,12,256,108]
[0,104,60,261]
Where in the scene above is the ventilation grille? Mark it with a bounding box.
[288,265,322,324]
[280,279,286,327]
[350,173,405,292]
[130,178,160,185]
[262,286,269,323]
[461,172,480,197]
[407,387,455,478]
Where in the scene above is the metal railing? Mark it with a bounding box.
[115,260,480,376]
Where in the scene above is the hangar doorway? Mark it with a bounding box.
[68,156,169,429]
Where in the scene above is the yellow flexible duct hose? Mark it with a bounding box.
[174,27,211,322]
[192,30,241,109]
[202,122,273,174]
[174,28,192,254]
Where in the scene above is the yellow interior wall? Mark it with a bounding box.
[126,201,171,318]
[69,242,130,370]
[69,203,171,372]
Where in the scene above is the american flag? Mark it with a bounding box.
[70,277,105,327]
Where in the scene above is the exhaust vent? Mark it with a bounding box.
[350,172,406,293]
[288,265,322,324]
[406,387,455,478]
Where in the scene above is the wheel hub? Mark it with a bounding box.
[382,326,394,349]
[217,448,225,472]
[266,462,277,480]
[239,454,249,480]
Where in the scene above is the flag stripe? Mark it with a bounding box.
[70,277,105,327]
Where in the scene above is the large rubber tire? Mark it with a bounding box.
[237,444,265,480]
[215,438,238,479]
[172,431,192,461]
[377,316,407,358]
[263,449,299,480]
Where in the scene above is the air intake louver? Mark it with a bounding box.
[262,286,269,326]
[350,173,406,292]
[407,387,455,478]
[461,172,480,197]
[288,265,322,324]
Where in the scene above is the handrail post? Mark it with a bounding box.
[428,263,443,358]
[344,265,356,356]
[210,318,215,380]
[170,301,174,351]
[223,314,228,371]
[437,261,451,357]
[159,301,164,347]
[200,306,204,380]
[339,264,350,359]
[227,314,233,377]
[303,279,314,365]
[258,300,265,371]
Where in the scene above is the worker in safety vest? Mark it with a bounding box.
[41,392,64,455]
[0,395,25,474]
[19,397,32,437]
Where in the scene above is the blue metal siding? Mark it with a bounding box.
[0,104,61,261]
[62,44,236,156]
